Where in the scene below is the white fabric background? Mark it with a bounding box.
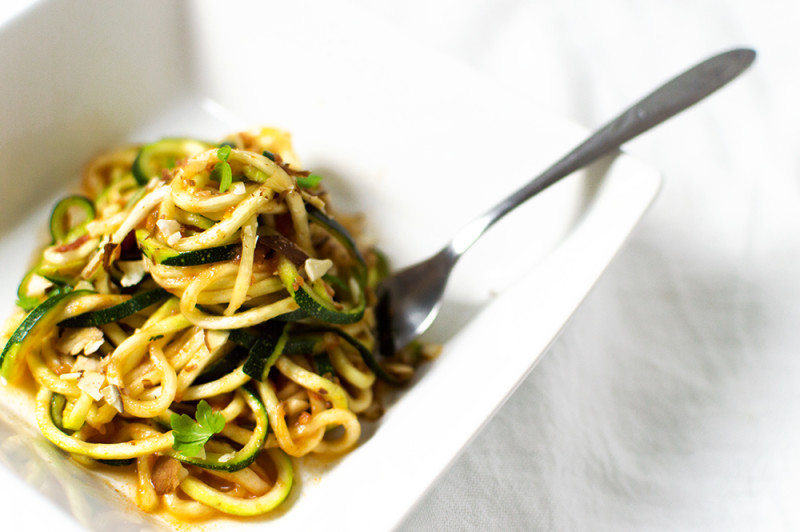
[344,1,800,530]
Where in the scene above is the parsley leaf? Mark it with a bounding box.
[16,295,41,311]
[170,400,225,457]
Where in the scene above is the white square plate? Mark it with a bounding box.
[0,1,660,530]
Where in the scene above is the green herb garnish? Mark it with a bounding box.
[170,400,226,457]
[217,144,232,161]
[210,145,233,193]
[296,173,323,188]
[16,295,40,311]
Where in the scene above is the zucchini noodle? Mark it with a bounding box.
[0,127,437,521]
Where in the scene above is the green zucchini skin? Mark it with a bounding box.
[159,245,239,267]
[234,324,395,383]
[233,328,320,358]
[305,205,367,267]
[0,290,94,381]
[300,325,400,385]
[227,328,258,350]
[15,268,42,310]
[179,448,293,516]
[241,324,289,381]
[16,267,71,311]
[274,204,368,324]
[194,346,248,385]
[229,324,290,382]
[136,229,240,267]
[132,138,213,185]
[313,353,336,379]
[49,195,95,244]
[50,393,71,434]
[58,288,170,328]
[278,264,365,324]
[272,308,309,322]
[96,458,135,467]
[283,333,321,356]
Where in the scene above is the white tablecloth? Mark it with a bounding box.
[345,1,800,530]
[0,1,797,531]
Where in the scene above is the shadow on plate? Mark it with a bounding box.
[0,404,162,531]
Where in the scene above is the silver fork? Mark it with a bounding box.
[376,48,756,354]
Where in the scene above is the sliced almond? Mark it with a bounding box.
[77,371,106,401]
[58,327,105,356]
[118,259,146,287]
[26,274,53,297]
[101,384,124,413]
[304,257,333,283]
[72,355,102,372]
[156,219,182,246]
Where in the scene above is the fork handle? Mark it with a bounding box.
[448,48,755,258]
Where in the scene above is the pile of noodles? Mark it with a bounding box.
[0,128,437,519]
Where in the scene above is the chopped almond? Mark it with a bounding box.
[58,328,104,356]
[25,274,53,297]
[304,258,333,282]
[118,259,146,287]
[101,384,124,413]
[77,371,106,401]
[156,219,182,246]
[72,355,102,372]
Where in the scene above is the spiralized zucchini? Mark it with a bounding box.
[0,127,436,520]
